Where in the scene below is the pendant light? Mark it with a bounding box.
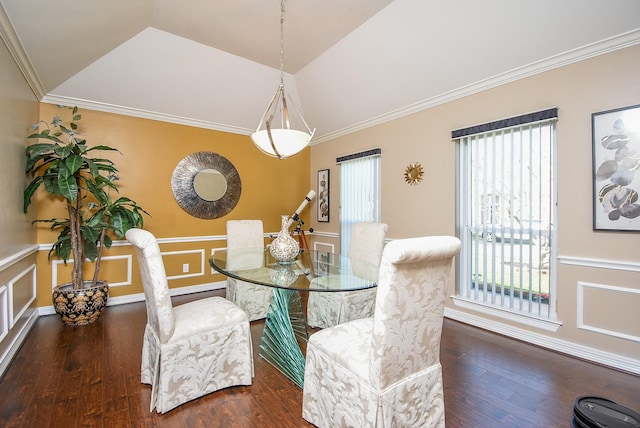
[251,0,315,159]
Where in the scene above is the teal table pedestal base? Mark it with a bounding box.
[259,288,309,388]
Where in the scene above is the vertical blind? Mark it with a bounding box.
[338,149,381,255]
[454,109,557,318]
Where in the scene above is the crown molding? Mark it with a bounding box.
[3,4,638,142]
[0,3,45,99]
[312,28,640,144]
[40,95,254,136]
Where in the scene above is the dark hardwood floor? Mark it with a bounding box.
[0,290,638,427]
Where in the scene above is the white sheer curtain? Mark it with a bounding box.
[338,149,381,255]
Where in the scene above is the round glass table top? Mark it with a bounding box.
[209,248,378,292]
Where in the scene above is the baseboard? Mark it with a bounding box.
[0,309,39,379]
[444,307,640,375]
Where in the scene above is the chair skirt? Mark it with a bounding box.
[141,297,254,413]
[302,319,445,427]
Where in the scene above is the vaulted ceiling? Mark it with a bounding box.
[1,0,639,142]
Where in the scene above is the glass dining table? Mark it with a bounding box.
[209,247,378,388]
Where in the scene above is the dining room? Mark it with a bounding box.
[1,1,639,426]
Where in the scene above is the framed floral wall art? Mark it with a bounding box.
[592,104,640,231]
[317,169,330,222]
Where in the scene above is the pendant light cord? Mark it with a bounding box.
[250,0,314,159]
[279,0,285,86]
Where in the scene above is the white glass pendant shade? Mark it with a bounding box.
[251,129,312,159]
[251,84,315,159]
[250,0,314,160]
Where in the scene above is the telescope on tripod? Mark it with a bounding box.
[287,190,316,249]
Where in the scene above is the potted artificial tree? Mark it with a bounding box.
[23,106,148,326]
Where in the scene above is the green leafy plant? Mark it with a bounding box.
[23,106,149,289]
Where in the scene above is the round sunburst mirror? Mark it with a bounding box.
[171,152,241,219]
[404,162,424,185]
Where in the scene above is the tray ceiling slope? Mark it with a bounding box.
[1,0,638,141]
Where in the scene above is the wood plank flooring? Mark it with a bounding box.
[0,290,638,427]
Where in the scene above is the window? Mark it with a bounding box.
[338,149,381,255]
[454,109,557,319]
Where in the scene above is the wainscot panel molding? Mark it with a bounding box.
[0,310,37,379]
[38,235,229,251]
[444,307,640,375]
[51,255,133,289]
[308,231,339,239]
[0,249,39,379]
[8,264,37,329]
[558,255,640,272]
[578,281,640,343]
[0,245,38,272]
[36,232,239,307]
[163,249,205,281]
[38,281,226,317]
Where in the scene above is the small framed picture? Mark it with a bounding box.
[317,169,330,222]
[592,104,640,232]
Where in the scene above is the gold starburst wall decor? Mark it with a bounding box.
[404,162,424,185]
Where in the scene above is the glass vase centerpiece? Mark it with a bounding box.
[269,215,300,264]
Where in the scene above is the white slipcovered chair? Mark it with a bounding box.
[302,235,461,427]
[126,228,254,414]
[225,220,272,321]
[307,222,388,328]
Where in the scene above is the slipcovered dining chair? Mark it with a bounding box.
[225,220,272,321]
[302,235,461,427]
[307,222,388,328]
[126,228,254,414]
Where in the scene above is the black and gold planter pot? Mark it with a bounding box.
[52,281,109,326]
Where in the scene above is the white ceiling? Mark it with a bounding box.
[1,0,639,142]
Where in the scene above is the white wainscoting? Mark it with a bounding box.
[39,234,232,315]
[8,264,37,329]
[577,281,640,343]
[446,254,640,375]
[0,234,230,377]
[0,285,7,343]
[52,255,133,289]
[309,230,339,254]
[163,249,205,280]
[558,255,640,272]
[37,281,226,317]
[560,254,640,345]
[444,307,640,375]
[0,248,39,379]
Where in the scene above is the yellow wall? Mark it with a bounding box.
[309,45,640,363]
[33,104,310,304]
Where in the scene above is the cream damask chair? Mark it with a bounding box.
[302,235,461,427]
[307,222,388,328]
[126,228,254,414]
[225,220,272,321]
